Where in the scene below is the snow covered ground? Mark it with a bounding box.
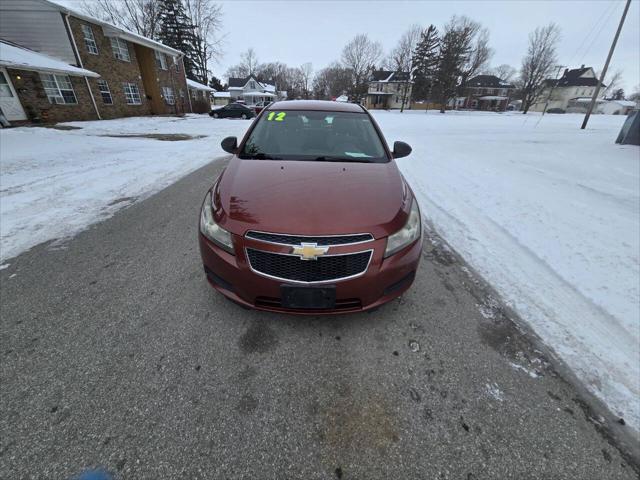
[0,114,248,262]
[375,110,639,431]
[1,109,637,432]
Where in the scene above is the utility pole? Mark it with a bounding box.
[581,0,631,129]
[541,65,566,115]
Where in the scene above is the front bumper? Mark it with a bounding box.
[198,232,422,315]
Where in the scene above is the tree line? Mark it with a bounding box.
[83,3,633,113]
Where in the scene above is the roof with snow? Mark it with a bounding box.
[370,70,410,82]
[227,75,260,88]
[213,91,230,98]
[227,75,277,93]
[42,0,182,57]
[0,40,99,77]
[467,75,514,89]
[186,78,214,92]
[544,66,603,88]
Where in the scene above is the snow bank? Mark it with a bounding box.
[0,115,249,261]
[373,110,639,430]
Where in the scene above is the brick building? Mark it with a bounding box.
[0,0,191,124]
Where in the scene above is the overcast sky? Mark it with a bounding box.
[60,0,640,91]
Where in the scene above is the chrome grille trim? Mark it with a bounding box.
[245,248,374,284]
[245,230,374,247]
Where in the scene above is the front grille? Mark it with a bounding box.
[255,296,362,311]
[246,248,372,283]
[246,231,373,246]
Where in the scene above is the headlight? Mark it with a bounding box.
[384,199,421,258]
[200,191,234,254]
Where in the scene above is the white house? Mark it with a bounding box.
[530,66,603,112]
[226,74,276,106]
[364,70,412,110]
[186,78,214,113]
[597,100,637,115]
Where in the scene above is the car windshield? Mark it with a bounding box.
[239,110,388,162]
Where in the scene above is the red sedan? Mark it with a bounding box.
[199,100,422,314]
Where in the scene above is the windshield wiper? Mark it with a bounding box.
[313,156,370,162]
[241,153,282,160]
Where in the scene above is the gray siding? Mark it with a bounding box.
[0,0,76,64]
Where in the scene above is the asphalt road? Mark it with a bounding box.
[1,158,638,480]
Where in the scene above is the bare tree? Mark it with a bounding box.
[520,23,561,114]
[458,17,493,89]
[313,62,353,99]
[241,48,259,76]
[81,0,161,39]
[183,0,223,84]
[601,69,623,99]
[299,62,313,99]
[341,34,383,98]
[387,24,422,112]
[490,64,517,82]
[628,84,640,102]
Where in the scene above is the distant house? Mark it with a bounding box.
[364,70,411,110]
[212,91,230,106]
[597,100,637,115]
[0,0,190,124]
[227,74,276,106]
[459,75,514,111]
[186,78,214,113]
[530,66,603,113]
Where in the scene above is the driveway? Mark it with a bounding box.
[0,158,637,479]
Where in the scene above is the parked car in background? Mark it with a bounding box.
[210,103,256,119]
[253,101,272,114]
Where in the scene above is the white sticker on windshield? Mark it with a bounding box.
[344,152,372,158]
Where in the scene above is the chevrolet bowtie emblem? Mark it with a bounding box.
[292,243,329,261]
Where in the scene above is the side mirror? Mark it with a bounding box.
[221,136,238,154]
[393,141,412,159]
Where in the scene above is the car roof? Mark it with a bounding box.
[265,100,365,113]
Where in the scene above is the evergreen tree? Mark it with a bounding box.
[433,22,473,113]
[208,75,224,91]
[157,0,198,79]
[411,25,439,102]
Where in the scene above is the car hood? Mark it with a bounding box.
[215,158,410,239]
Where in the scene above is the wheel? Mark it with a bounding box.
[213,113,219,118]
[241,113,247,119]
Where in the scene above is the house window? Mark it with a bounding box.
[96,79,112,104]
[162,86,175,105]
[376,83,383,92]
[174,57,181,72]
[81,25,98,55]
[110,37,130,62]
[40,73,77,104]
[249,81,256,89]
[122,82,142,104]
[155,50,167,70]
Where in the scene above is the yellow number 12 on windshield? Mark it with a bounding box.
[267,112,286,122]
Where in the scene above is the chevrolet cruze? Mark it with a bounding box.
[199,100,422,314]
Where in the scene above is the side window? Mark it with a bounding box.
[110,37,131,62]
[155,51,167,70]
[81,25,98,55]
[40,74,77,104]
[97,79,113,104]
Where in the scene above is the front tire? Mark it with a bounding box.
[241,113,247,119]
[213,113,219,118]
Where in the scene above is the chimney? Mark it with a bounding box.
[581,64,585,69]
[564,68,569,76]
